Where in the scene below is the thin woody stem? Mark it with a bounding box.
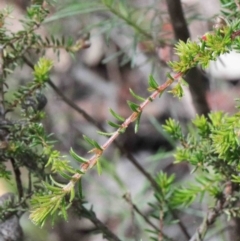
[123,193,173,241]
[22,55,161,192]
[189,200,227,241]
[46,67,187,240]
[74,201,123,241]
[62,74,180,192]
[22,53,181,192]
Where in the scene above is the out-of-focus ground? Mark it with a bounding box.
[1,0,240,240]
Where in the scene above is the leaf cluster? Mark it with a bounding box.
[161,110,240,215]
[0,1,91,229]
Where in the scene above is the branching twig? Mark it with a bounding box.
[60,75,177,191]
[22,55,162,192]
[123,193,173,241]
[10,158,24,200]
[73,201,123,241]
[53,68,188,239]
[23,54,191,238]
[189,195,231,241]
[48,68,189,240]
[123,193,137,241]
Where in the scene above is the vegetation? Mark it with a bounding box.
[1,0,240,240]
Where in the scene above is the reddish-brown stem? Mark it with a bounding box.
[63,73,182,192]
[231,29,240,39]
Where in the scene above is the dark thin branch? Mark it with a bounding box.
[10,158,24,200]
[123,194,173,241]
[47,78,104,131]
[27,171,32,195]
[73,201,123,241]
[165,0,210,117]
[171,209,190,240]
[165,1,190,41]
[0,46,5,117]
[123,193,138,241]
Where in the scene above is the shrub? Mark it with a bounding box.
[1,0,240,241]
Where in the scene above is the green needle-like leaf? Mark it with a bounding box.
[70,148,88,164]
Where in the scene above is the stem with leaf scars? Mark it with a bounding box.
[22,56,165,192]
[37,59,187,239]
[189,201,227,241]
[62,72,182,192]
[51,74,189,240]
